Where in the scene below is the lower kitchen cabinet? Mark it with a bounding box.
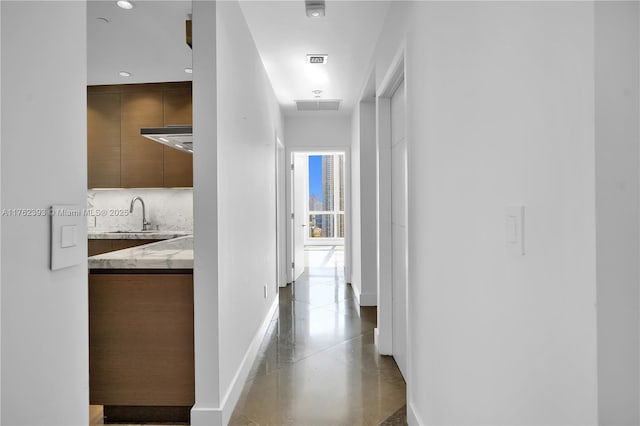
[89,272,194,424]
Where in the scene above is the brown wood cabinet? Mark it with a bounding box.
[89,272,194,422]
[87,82,193,189]
[121,90,164,187]
[163,88,194,187]
[88,92,122,188]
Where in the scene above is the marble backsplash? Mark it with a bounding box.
[87,188,193,233]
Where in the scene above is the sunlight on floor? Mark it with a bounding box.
[304,245,344,268]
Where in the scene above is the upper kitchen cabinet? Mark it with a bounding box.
[87,82,193,189]
[163,88,193,188]
[88,91,121,188]
[121,89,164,188]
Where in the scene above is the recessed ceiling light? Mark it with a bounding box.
[158,137,169,143]
[184,67,193,74]
[119,71,131,77]
[116,0,134,10]
[187,149,194,153]
[174,144,183,149]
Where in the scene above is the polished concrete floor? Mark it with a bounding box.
[229,247,407,425]
[91,247,406,425]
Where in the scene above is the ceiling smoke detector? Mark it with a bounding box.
[305,0,325,18]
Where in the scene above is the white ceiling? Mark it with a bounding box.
[87,0,389,116]
[87,0,193,85]
[239,1,390,116]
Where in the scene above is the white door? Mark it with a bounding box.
[293,153,306,280]
[391,79,408,377]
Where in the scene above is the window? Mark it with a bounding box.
[307,153,345,240]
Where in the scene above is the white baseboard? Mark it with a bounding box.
[407,401,425,426]
[221,297,278,424]
[350,284,377,307]
[191,297,279,426]
[374,327,392,355]
[190,405,223,426]
[350,282,361,305]
[359,292,376,306]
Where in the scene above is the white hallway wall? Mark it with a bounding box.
[372,2,604,424]
[284,116,352,283]
[1,1,89,425]
[594,2,640,424]
[192,1,284,424]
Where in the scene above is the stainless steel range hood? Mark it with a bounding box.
[140,125,193,154]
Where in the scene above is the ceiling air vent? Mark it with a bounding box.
[295,100,341,111]
[307,54,328,64]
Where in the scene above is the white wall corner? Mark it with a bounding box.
[407,402,425,426]
[220,297,279,425]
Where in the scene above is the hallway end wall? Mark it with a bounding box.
[284,116,352,283]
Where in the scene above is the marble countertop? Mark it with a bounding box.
[88,230,192,240]
[88,236,193,269]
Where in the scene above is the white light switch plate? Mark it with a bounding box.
[505,205,525,256]
[51,204,85,270]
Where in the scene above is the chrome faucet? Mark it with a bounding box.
[129,196,151,231]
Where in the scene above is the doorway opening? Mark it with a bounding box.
[376,49,408,382]
[288,150,349,284]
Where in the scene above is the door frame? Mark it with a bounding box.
[276,135,287,288]
[375,45,408,368]
[291,152,308,281]
[285,147,352,284]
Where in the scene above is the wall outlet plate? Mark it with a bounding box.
[505,205,525,256]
